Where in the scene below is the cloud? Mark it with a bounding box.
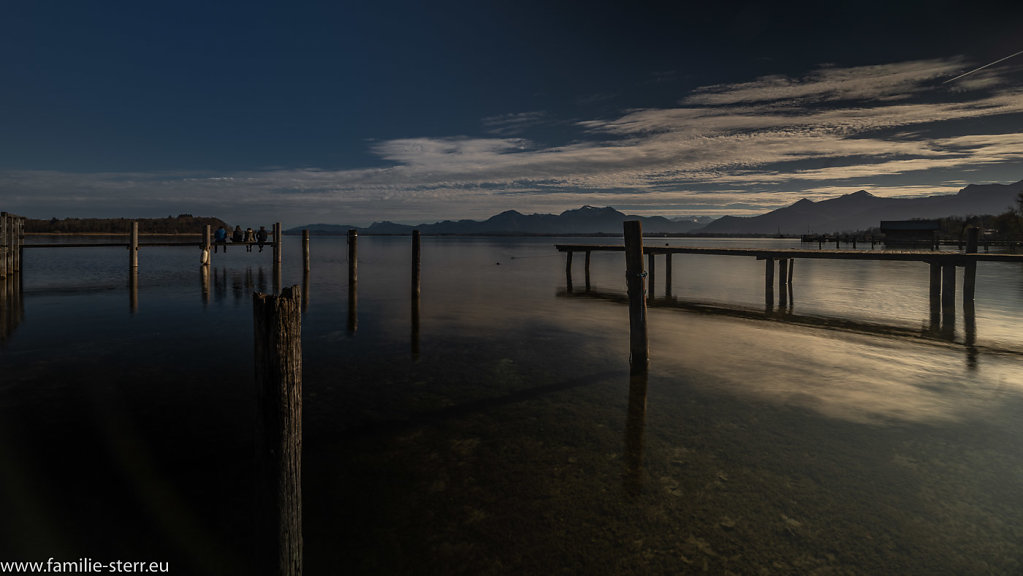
[4,57,1022,223]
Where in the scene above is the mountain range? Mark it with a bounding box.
[292,206,714,235]
[699,180,1023,235]
[290,179,1022,236]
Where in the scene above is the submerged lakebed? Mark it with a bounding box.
[1,235,1022,574]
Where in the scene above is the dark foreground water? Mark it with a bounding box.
[2,235,1022,574]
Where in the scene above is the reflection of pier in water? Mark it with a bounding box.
[558,288,992,365]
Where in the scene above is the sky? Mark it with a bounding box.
[2,0,1023,227]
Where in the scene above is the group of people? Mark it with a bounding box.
[212,225,270,253]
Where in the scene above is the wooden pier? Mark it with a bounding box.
[556,230,1023,316]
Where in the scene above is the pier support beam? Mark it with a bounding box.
[964,227,978,303]
[584,250,591,291]
[1,213,7,279]
[764,257,775,310]
[565,250,574,291]
[778,258,788,307]
[647,252,656,300]
[664,253,672,298]
[624,221,648,373]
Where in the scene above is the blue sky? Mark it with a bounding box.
[3,0,1023,226]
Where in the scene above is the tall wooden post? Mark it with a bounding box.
[302,230,310,273]
[12,216,21,273]
[347,229,358,333]
[623,221,648,373]
[565,250,574,291]
[411,230,421,357]
[584,250,592,291]
[202,225,212,267]
[411,230,421,299]
[963,227,978,303]
[274,222,283,268]
[778,258,788,307]
[1,213,7,279]
[647,252,655,301]
[253,286,303,576]
[664,253,672,298]
[129,221,139,270]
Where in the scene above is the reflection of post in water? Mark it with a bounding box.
[129,267,138,315]
[200,265,210,306]
[253,287,303,576]
[623,370,648,495]
[565,250,573,293]
[348,229,358,333]
[964,300,978,368]
[2,273,24,343]
[411,230,421,357]
[301,270,309,314]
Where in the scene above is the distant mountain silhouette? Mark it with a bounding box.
[290,206,714,235]
[290,179,1022,236]
[696,180,1023,235]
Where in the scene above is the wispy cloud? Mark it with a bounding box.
[3,57,1022,224]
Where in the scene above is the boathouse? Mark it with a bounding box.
[880,219,940,248]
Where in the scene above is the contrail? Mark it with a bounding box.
[943,48,1023,84]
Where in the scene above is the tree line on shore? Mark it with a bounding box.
[24,214,230,234]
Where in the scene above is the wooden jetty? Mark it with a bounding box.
[556,227,1022,316]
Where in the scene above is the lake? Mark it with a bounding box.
[2,235,1022,574]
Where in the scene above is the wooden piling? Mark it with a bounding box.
[411,230,421,299]
[623,221,648,373]
[253,286,303,576]
[411,231,421,357]
[647,252,656,300]
[203,225,212,267]
[565,250,574,291]
[274,222,283,267]
[347,229,358,333]
[787,259,794,285]
[302,230,310,273]
[764,257,775,309]
[1,213,7,279]
[664,253,672,297]
[778,258,788,306]
[129,221,139,270]
[941,264,956,310]
[584,250,592,291]
[963,227,978,303]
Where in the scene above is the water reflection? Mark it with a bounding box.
[1,272,23,343]
[623,370,648,496]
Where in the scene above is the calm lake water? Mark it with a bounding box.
[2,235,1022,574]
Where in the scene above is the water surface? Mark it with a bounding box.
[2,235,1022,574]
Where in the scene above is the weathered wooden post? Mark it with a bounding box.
[584,250,592,291]
[274,222,283,268]
[565,250,574,292]
[302,230,310,273]
[202,225,212,267]
[647,252,655,301]
[253,286,303,576]
[129,221,139,271]
[347,229,358,333]
[787,259,794,286]
[764,257,775,310]
[963,226,978,303]
[13,216,22,273]
[664,252,672,298]
[623,221,648,373]
[778,258,788,306]
[1,213,7,279]
[411,230,421,357]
